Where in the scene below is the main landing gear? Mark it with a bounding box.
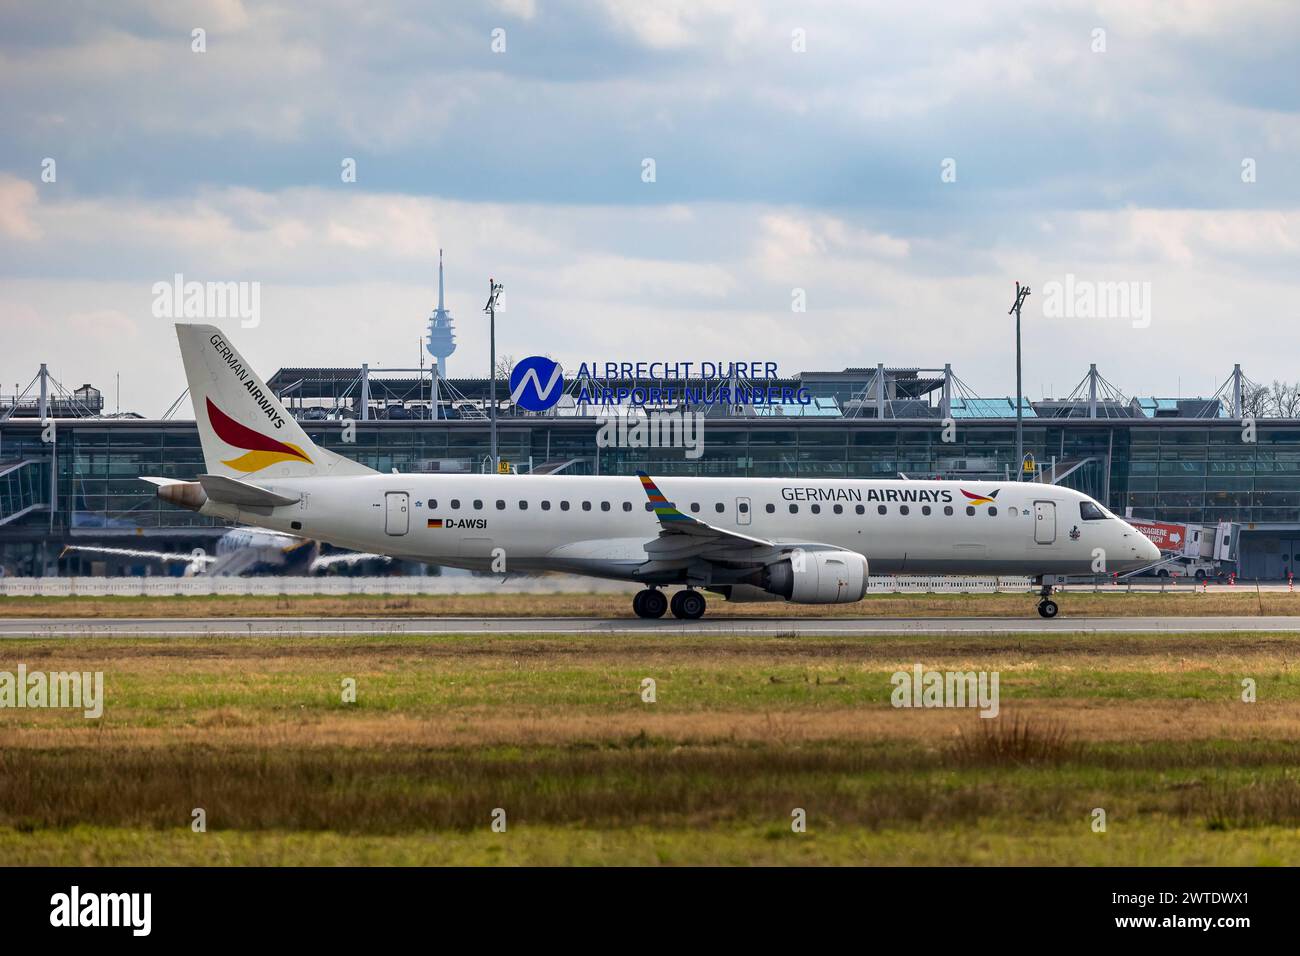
[1036,584,1059,619]
[632,588,707,620]
[669,589,707,620]
[632,588,667,619]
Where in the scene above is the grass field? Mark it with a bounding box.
[0,587,1297,618]
[3,629,1300,864]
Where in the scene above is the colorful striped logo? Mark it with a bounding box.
[636,471,691,521]
[960,488,1000,506]
[207,398,312,473]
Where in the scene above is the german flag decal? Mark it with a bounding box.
[207,398,312,472]
[959,488,1000,506]
[427,518,443,529]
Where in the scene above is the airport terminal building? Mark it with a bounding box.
[4,360,1300,579]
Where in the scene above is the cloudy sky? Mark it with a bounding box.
[2,0,1298,415]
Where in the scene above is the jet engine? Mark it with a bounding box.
[751,549,870,604]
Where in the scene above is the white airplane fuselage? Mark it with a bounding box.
[203,473,1159,582]
[161,323,1161,616]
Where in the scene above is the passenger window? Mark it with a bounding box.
[922,505,931,515]
[877,504,887,515]
[623,502,632,512]
[541,501,551,511]
[451,499,461,509]
[601,501,611,511]
[644,502,653,512]
[430,500,437,509]
[833,504,843,515]
[582,501,592,511]
[690,503,700,513]
[561,501,571,511]
[519,500,529,510]
[855,504,865,515]
[965,506,975,516]
[789,504,799,514]
[766,504,776,513]
[944,506,953,516]
[473,499,482,509]
[811,504,821,514]
[739,502,749,513]
[714,503,724,513]
[900,505,910,515]
[988,506,997,516]
[495,500,505,510]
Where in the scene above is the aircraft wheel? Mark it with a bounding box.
[633,588,667,619]
[670,589,707,620]
[1037,599,1059,619]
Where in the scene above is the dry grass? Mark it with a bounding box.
[949,715,1082,765]
[3,631,1300,862]
[6,701,1300,751]
[2,588,1299,618]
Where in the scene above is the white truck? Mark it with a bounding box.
[1126,516,1240,579]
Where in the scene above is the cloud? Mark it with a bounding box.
[3,184,1299,415]
[0,175,40,239]
[2,2,1299,415]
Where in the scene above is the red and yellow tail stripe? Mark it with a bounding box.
[207,398,312,472]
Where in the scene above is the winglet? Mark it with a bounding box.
[635,471,692,523]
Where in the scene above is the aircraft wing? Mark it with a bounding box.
[59,545,216,565]
[633,472,833,576]
[309,551,392,570]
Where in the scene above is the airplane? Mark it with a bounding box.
[61,526,390,576]
[145,323,1161,620]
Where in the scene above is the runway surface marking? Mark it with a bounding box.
[3,616,1300,637]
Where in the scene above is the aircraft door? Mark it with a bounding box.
[1033,500,1056,544]
[736,496,752,526]
[385,492,410,535]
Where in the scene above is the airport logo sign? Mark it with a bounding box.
[510,356,565,412]
[207,397,313,472]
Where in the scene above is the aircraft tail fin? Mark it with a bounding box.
[175,324,375,480]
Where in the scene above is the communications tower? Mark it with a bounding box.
[425,249,457,419]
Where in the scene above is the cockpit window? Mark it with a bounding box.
[1079,501,1108,521]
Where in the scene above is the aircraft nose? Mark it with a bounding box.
[1135,534,1160,563]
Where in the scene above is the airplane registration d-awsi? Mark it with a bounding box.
[146,324,1161,620]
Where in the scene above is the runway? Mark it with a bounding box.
[3,615,1300,637]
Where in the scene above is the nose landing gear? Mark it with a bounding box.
[1036,583,1059,619]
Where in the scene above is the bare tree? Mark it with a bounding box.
[1241,383,1273,418]
[1271,380,1300,418]
[495,354,515,383]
